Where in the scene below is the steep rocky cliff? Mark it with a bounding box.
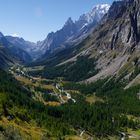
[39,4,110,57]
[84,0,140,82]
[42,0,140,82]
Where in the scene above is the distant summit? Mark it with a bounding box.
[64,17,74,26]
[77,4,110,27]
[39,4,110,56]
[3,4,110,61]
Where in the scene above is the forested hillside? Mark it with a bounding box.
[1,0,140,139]
[0,69,140,139]
[42,56,98,82]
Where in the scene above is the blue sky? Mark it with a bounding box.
[0,0,113,42]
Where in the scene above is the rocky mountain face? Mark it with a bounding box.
[0,4,110,68]
[5,0,140,84]
[37,0,140,83]
[39,17,77,53]
[73,0,140,82]
[0,48,15,68]
[1,4,110,63]
[5,36,39,59]
[0,32,32,68]
[39,4,110,56]
[0,32,11,47]
[74,4,110,36]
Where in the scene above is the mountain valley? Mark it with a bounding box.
[1,0,140,139]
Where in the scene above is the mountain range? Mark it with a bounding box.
[37,4,110,59]
[2,0,140,83]
[36,0,140,84]
[1,1,140,139]
[2,4,110,63]
[0,32,32,68]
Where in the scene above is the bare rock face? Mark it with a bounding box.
[57,0,140,82]
[83,0,140,81]
[83,0,140,54]
[31,0,140,82]
[39,4,110,57]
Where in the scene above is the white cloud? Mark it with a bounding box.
[11,33,20,37]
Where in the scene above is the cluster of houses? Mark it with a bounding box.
[9,66,76,104]
[9,66,36,83]
[55,83,76,103]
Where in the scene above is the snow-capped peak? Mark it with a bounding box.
[92,4,110,14]
[95,4,110,10]
[78,4,110,26]
[39,4,111,55]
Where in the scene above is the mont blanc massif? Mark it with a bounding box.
[1,0,140,139]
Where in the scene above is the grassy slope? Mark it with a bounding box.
[0,117,48,140]
[1,67,140,139]
[0,70,48,139]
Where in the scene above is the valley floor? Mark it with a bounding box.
[0,65,139,139]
